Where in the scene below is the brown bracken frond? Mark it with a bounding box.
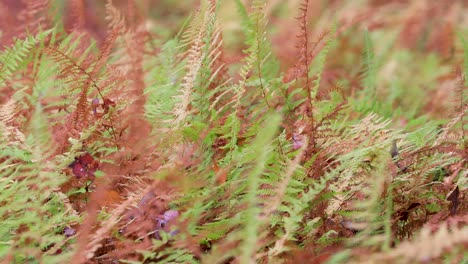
[89,27,119,78]
[105,0,127,34]
[68,0,86,31]
[283,0,312,87]
[427,21,454,60]
[45,46,104,132]
[1,0,51,45]
[19,0,50,30]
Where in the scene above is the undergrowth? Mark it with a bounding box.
[0,1,466,263]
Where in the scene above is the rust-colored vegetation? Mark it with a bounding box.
[0,0,466,263]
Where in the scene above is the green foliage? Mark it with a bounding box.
[353,29,378,114]
[1,1,466,263]
[0,93,79,262]
[0,29,53,87]
[362,29,377,96]
[240,113,281,263]
[460,33,468,87]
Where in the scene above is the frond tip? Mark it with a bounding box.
[373,220,468,263]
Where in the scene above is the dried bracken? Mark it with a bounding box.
[0,1,467,264]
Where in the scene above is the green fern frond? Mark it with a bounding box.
[0,29,53,87]
[362,29,377,95]
[354,29,379,114]
[326,114,399,215]
[172,0,215,127]
[460,32,468,87]
[234,0,273,108]
[240,113,281,263]
[144,39,183,126]
[0,104,78,262]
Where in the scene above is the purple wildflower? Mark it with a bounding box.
[163,210,179,222]
[91,98,100,114]
[154,210,179,239]
[292,134,303,150]
[64,227,76,237]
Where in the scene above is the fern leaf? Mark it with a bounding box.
[172,1,214,127]
[0,29,52,87]
[370,221,468,263]
[311,21,337,100]
[362,29,377,95]
[240,113,281,263]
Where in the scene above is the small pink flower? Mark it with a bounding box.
[91,98,100,114]
[163,210,179,222]
[292,134,303,150]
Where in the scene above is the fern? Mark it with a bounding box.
[144,39,183,125]
[172,0,214,127]
[1,1,467,263]
[235,0,273,107]
[354,29,378,114]
[240,113,281,263]
[0,103,78,262]
[310,22,337,100]
[362,29,377,96]
[0,29,52,87]
[368,221,468,263]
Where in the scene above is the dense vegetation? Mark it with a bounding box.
[0,0,466,263]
